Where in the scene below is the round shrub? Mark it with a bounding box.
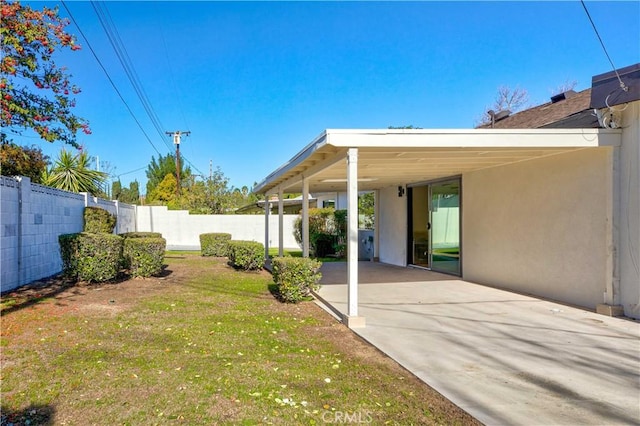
[227,240,265,270]
[200,233,231,257]
[271,256,322,303]
[123,237,166,277]
[83,206,117,233]
[59,232,123,282]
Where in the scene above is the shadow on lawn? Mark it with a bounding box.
[1,404,55,425]
[0,275,76,317]
[1,267,173,316]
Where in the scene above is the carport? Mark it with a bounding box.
[315,261,640,425]
[253,128,621,327]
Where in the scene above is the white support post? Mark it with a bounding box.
[346,148,365,328]
[373,189,379,261]
[264,196,270,260]
[302,178,310,258]
[278,188,284,257]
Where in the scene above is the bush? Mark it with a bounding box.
[83,206,116,233]
[59,232,123,282]
[227,240,265,271]
[293,207,335,256]
[200,233,232,257]
[312,232,336,258]
[271,257,322,303]
[123,237,166,277]
[120,232,162,239]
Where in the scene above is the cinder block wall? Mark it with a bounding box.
[0,177,136,292]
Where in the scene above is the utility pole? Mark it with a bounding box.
[165,130,191,197]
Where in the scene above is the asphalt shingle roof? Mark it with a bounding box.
[477,88,595,129]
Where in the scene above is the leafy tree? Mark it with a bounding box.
[43,149,106,195]
[1,0,90,147]
[145,153,190,197]
[123,180,140,204]
[111,179,122,200]
[111,179,140,204]
[148,173,177,204]
[358,192,375,229]
[0,142,49,182]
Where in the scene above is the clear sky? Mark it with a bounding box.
[12,1,640,194]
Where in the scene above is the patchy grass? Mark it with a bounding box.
[1,253,478,425]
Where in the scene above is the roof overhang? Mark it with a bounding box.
[254,128,621,194]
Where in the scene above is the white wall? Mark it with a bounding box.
[618,101,640,318]
[378,185,407,266]
[462,148,612,311]
[136,206,299,250]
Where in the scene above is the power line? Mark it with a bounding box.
[91,1,173,152]
[580,0,628,91]
[89,2,204,175]
[61,1,164,156]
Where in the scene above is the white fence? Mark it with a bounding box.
[136,206,299,250]
[0,176,298,292]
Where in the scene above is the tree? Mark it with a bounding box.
[111,179,140,204]
[43,149,107,195]
[145,153,190,197]
[478,85,529,126]
[147,173,177,204]
[1,0,90,147]
[0,142,49,182]
[358,192,375,229]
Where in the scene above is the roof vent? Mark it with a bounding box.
[486,109,511,127]
[550,90,577,103]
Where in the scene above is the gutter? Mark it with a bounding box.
[253,130,329,194]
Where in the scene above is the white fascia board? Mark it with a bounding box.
[253,130,328,194]
[324,129,622,149]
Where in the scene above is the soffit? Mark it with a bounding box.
[256,129,620,194]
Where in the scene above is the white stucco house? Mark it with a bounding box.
[254,63,640,326]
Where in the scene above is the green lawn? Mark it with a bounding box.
[1,253,477,425]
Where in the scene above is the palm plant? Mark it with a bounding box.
[43,149,107,195]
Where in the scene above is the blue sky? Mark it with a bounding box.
[13,1,640,194]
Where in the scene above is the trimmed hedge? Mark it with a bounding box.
[120,232,163,239]
[271,257,322,303]
[84,206,116,233]
[59,232,123,282]
[200,233,232,257]
[123,237,166,277]
[227,240,265,271]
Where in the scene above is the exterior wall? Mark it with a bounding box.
[0,177,136,292]
[136,206,299,250]
[462,148,612,311]
[378,185,407,266]
[618,101,640,318]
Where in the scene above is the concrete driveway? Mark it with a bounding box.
[316,262,640,426]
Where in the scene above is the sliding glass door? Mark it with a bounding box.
[408,178,461,275]
[430,179,461,275]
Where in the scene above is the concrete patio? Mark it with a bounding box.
[315,262,640,425]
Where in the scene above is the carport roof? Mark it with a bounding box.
[254,128,620,194]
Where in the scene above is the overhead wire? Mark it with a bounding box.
[91,1,173,153]
[580,0,628,91]
[92,1,205,176]
[60,1,164,157]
